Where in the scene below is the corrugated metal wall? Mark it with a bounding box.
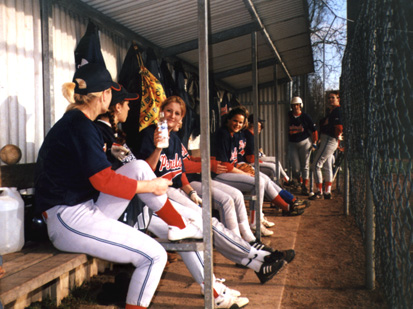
[0,1,129,165]
[0,0,43,165]
[239,85,290,169]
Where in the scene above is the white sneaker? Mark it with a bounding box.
[167,219,203,241]
[201,279,241,298]
[250,223,274,237]
[215,294,249,308]
[262,216,275,228]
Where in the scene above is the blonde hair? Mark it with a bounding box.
[62,82,104,112]
[161,96,187,118]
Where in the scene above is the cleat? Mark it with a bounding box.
[215,294,249,308]
[250,223,274,237]
[282,203,304,216]
[309,192,323,200]
[249,240,274,253]
[323,193,332,199]
[201,279,241,298]
[167,219,203,241]
[255,259,287,284]
[262,216,275,228]
[264,249,295,264]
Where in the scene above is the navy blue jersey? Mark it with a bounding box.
[288,111,317,143]
[243,129,254,159]
[34,109,112,214]
[94,120,136,170]
[134,125,185,188]
[319,106,342,138]
[212,126,238,164]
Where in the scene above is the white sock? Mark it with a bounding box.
[247,246,271,262]
[240,258,262,272]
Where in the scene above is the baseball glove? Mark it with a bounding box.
[237,163,255,176]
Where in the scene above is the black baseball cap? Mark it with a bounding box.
[73,63,117,95]
[110,83,139,106]
[248,114,265,124]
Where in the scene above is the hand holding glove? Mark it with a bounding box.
[189,190,203,206]
[111,143,130,161]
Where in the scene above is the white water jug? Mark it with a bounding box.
[0,187,24,254]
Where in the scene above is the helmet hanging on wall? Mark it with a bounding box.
[290,96,303,108]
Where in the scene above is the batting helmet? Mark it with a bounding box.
[291,96,303,108]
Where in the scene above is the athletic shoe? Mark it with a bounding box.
[301,186,309,196]
[264,249,295,264]
[201,279,241,298]
[324,193,332,199]
[262,216,275,228]
[255,259,288,284]
[249,240,274,253]
[282,203,304,216]
[168,219,203,241]
[309,192,323,200]
[250,223,274,236]
[215,294,249,308]
[294,199,311,209]
[291,199,309,210]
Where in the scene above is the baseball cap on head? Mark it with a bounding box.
[248,114,265,129]
[110,83,139,106]
[73,63,117,95]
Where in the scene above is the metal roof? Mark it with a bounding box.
[73,0,314,92]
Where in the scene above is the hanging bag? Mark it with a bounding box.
[134,45,166,131]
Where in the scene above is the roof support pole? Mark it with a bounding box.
[274,64,280,181]
[40,0,55,134]
[198,1,213,308]
[252,31,261,241]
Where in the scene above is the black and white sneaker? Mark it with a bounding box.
[309,192,323,200]
[264,249,295,264]
[324,193,332,199]
[255,259,287,284]
[249,240,274,253]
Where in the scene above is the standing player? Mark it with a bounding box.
[34,64,203,309]
[287,96,318,195]
[310,91,343,200]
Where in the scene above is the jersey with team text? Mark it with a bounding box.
[134,124,185,188]
[288,111,317,143]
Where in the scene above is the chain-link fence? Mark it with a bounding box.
[341,0,412,307]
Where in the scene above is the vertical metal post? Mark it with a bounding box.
[273,63,280,181]
[198,1,213,307]
[40,0,55,133]
[251,31,261,240]
[366,171,375,290]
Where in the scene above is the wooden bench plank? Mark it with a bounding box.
[0,253,88,305]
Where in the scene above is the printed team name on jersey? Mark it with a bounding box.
[230,147,238,163]
[158,153,182,173]
[289,124,304,135]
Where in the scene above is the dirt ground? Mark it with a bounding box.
[36,188,388,309]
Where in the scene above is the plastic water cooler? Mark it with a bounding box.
[0,187,25,254]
